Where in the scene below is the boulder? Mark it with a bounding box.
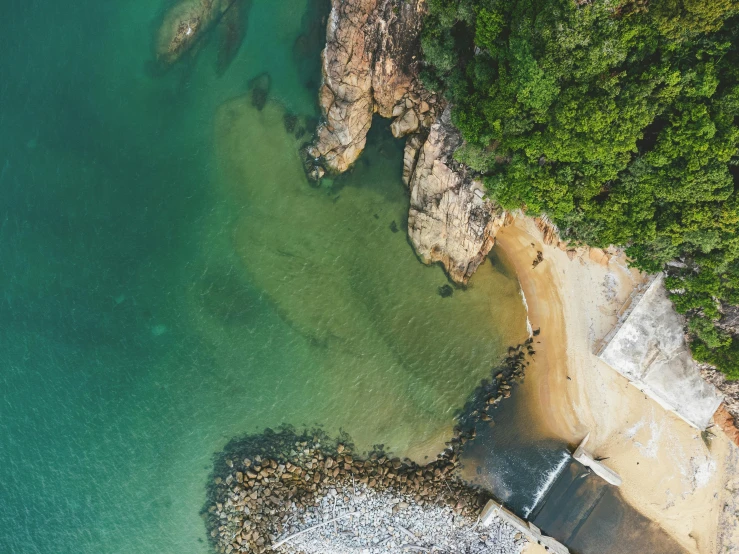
[155,0,233,67]
[308,0,434,173]
[407,108,507,284]
[390,109,419,138]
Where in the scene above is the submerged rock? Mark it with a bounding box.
[293,0,332,91]
[248,72,271,111]
[154,0,226,67]
[153,0,251,72]
[438,284,454,298]
[283,113,298,134]
[215,0,252,75]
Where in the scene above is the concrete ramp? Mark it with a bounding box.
[599,274,723,430]
[573,434,622,487]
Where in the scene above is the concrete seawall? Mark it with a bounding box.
[477,435,623,554]
[598,274,723,430]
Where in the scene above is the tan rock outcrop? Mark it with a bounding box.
[402,135,423,186]
[534,216,571,252]
[407,109,507,284]
[307,0,436,174]
[307,0,505,284]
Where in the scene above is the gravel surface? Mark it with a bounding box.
[274,483,525,554]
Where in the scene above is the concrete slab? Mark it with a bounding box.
[573,434,622,486]
[599,274,723,430]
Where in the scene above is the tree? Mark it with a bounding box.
[421,0,739,378]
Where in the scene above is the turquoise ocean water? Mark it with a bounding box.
[0,1,527,552]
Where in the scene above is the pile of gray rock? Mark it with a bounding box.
[204,430,485,554]
[273,482,525,554]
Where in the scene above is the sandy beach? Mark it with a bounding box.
[495,216,739,554]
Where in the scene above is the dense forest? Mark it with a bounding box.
[420,0,739,378]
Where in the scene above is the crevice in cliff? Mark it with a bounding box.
[305,0,506,285]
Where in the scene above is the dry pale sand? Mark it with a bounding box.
[521,543,549,554]
[494,216,738,554]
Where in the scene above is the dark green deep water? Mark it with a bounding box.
[0,1,528,552]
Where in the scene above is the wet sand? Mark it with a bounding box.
[494,216,736,554]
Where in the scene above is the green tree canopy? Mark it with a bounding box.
[421,0,739,378]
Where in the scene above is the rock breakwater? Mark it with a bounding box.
[204,427,525,554]
[204,428,480,554]
[271,482,525,554]
[204,344,537,553]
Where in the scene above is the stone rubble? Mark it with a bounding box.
[274,483,525,554]
[206,431,484,554]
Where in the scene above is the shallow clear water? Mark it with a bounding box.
[0,1,527,552]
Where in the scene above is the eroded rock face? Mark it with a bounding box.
[702,365,739,442]
[308,0,504,284]
[307,0,437,174]
[407,109,507,284]
[714,404,739,447]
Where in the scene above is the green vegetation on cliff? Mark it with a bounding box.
[420,0,739,378]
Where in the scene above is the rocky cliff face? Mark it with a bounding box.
[407,109,508,284]
[305,0,438,176]
[307,0,505,284]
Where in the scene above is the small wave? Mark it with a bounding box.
[522,450,571,518]
[519,286,533,338]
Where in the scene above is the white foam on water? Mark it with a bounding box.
[522,450,571,518]
[519,286,533,338]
